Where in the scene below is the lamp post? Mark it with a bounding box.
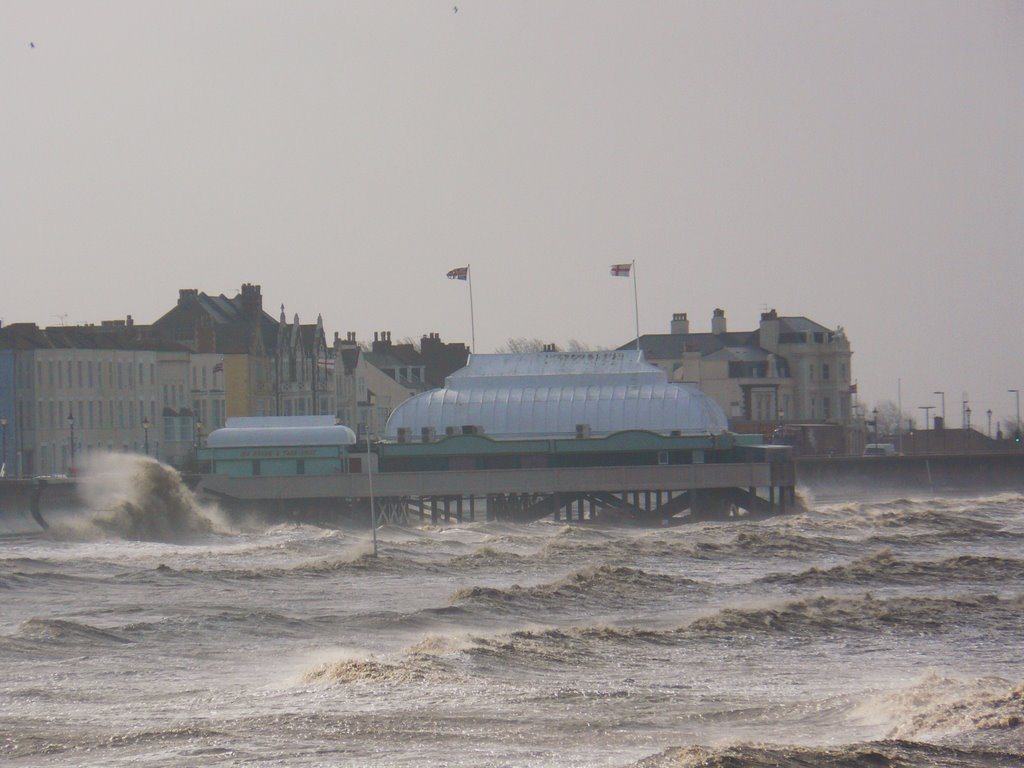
[142,417,150,456]
[67,410,76,475]
[987,409,992,438]
[933,391,945,425]
[367,432,377,558]
[965,406,972,452]
[872,407,879,445]
[0,416,7,476]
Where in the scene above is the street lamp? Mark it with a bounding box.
[67,410,76,475]
[933,391,945,425]
[367,432,377,558]
[987,409,992,438]
[872,407,879,444]
[195,421,204,449]
[142,417,150,456]
[965,406,972,451]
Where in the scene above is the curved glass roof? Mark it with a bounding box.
[208,417,357,448]
[385,351,728,439]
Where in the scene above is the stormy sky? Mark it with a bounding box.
[2,2,1022,425]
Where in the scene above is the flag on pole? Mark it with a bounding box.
[610,263,632,277]
[213,362,223,374]
[849,383,858,394]
[447,266,469,280]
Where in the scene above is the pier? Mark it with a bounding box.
[197,447,796,525]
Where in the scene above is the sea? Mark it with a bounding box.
[1,456,1022,767]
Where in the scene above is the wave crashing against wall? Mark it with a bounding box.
[59,454,218,542]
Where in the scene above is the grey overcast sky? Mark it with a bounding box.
[3,1,1022,423]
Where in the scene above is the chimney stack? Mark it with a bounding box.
[240,283,262,320]
[759,308,779,351]
[711,308,726,335]
[670,312,689,334]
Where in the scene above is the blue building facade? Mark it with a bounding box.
[0,350,15,475]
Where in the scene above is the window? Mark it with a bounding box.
[77,362,83,387]
[808,364,815,381]
[88,362,94,388]
[823,397,832,419]
[823,364,830,381]
[138,363,144,386]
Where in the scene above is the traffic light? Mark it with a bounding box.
[1015,431,1022,445]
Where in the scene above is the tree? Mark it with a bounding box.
[871,400,914,438]
[494,338,553,353]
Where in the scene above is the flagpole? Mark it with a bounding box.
[468,264,476,353]
[632,260,640,352]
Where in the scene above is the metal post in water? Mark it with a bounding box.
[367,434,377,557]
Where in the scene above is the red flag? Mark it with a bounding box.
[849,383,858,394]
[610,263,631,277]
[447,266,469,280]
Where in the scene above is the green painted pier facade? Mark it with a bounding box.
[197,431,797,525]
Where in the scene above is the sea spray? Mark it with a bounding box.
[54,453,221,542]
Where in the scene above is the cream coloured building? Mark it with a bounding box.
[623,309,853,430]
[0,320,194,475]
[334,335,417,438]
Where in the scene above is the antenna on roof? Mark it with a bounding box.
[53,313,68,327]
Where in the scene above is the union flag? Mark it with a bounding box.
[610,263,631,277]
[447,266,469,280]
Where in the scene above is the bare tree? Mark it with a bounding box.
[493,337,553,353]
[565,339,594,352]
[872,400,915,437]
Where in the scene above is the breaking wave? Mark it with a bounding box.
[760,549,1024,587]
[303,655,449,684]
[631,740,1024,767]
[858,672,1024,740]
[687,593,1024,638]
[15,617,131,645]
[51,454,220,542]
[450,564,690,611]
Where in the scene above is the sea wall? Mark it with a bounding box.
[797,452,1024,493]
